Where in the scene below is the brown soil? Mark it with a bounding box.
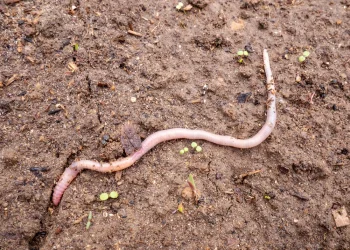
[1,0,350,249]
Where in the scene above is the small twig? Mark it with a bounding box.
[73,214,88,224]
[308,91,315,104]
[234,169,262,183]
[151,21,161,33]
[127,30,143,37]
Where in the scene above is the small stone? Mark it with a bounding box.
[215,173,222,180]
[332,206,350,227]
[2,202,8,207]
[117,180,124,186]
[112,201,121,210]
[340,73,347,79]
[115,171,122,181]
[102,134,110,141]
[181,186,194,200]
[34,193,41,201]
[118,209,127,218]
[296,75,301,82]
[2,148,19,166]
[85,194,95,204]
[130,97,137,103]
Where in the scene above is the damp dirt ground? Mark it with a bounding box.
[1,0,350,249]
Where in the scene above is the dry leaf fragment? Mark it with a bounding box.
[26,56,35,63]
[17,40,23,53]
[68,62,78,72]
[183,4,193,11]
[332,206,350,228]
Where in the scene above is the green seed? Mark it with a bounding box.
[195,146,202,152]
[303,51,310,57]
[298,56,306,63]
[109,191,119,199]
[191,142,197,148]
[99,193,109,201]
[237,50,244,56]
[86,221,91,230]
[243,50,249,56]
[183,147,189,152]
[238,58,244,64]
[180,149,185,155]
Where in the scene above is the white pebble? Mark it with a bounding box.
[131,97,137,103]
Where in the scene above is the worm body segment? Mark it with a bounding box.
[52,49,276,206]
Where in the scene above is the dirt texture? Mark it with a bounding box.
[1,0,350,249]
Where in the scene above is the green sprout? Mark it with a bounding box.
[191,142,198,148]
[298,56,306,63]
[188,173,196,189]
[184,147,189,152]
[298,51,310,63]
[237,50,249,63]
[109,191,119,199]
[180,149,185,155]
[86,211,92,230]
[176,2,183,10]
[195,146,202,152]
[99,193,109,201]
[73,43,79,51]
[303,50,310,57]
[264,195,271,200]
[187,173,200,202]
[178,203,184,213]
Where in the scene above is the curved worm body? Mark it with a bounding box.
[52,49,276,206]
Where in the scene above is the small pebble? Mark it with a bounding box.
[102,134,110,141]
[85,194,95,204]
[130,97,137,103]
[118,209,127,218]
[296,75,301,82]
[112,201,121,210]
[34,193,41,201]
[340,73,347,79]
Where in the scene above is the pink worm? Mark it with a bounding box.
[52,49,276,206]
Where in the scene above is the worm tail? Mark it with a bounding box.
[52,166,81,206]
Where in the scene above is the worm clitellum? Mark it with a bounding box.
[52,49,277,206]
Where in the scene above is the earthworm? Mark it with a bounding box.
[52,49,276,206]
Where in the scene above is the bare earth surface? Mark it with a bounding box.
[1,0,350,249]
